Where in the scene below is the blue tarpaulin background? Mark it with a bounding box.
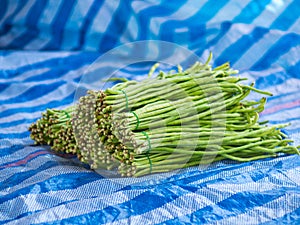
[0,1,300,224]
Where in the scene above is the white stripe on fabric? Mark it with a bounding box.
[289,132,300,146]
[0,27,27,47]
[0,178,144,222]
[85,1,121,51]
[37,0,62,26]
[0,1,18,24]
[233,30,282,70]
[0,137,31,148]
[252,0,292,29]
[114,193,217,225]
[190,156,295,186]
[24,0,61,49]
[211,23,255,61]
[269,45,300,71]
[266,0,286,13]
[290,137,300,147]
[0,110,45,124]
[204,167,300,202]
[1,165,92,195]
[240,67,284,78]
[261,108,300,125]
[202,23,222,44]
[0,80,75,107]
[207,0,251,25]
[61,0,94,49]
[213,193,300,225]
[0,1,34,47]
[267,92,300,109]
[105,187,240,225]
[0,154,65,183]
[150,0,207,37]
[0,78,52,100]
[279,169,300,186]
[0,83,33,101]
[208,178,275,194]
[119,15,139,43]
[33,0,57,48]
[288,17,300,34]
[264,78,300,96]
[0,56,88,85]
[1,189,146,222]
[1,82,76,110]
[0,51,75,70]
[76,60,149,91]
[99,0,121,32]
[6,189,147,224]
[0,63,84,84]
[131,1,161,13]
[109,68,146,81]
[1,123,36,134]
[0,104,73,127]
[0,68,50,84]
[24,36,52,50]
[10,0,36,24]
[0,146,45,165]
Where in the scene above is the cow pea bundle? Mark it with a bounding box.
[29,55,300,177]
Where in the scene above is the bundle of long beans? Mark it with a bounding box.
[29,55,300,177]
[29,106,80,156]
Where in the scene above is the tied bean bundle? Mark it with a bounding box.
[29,55,300,177]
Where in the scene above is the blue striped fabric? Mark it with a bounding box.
[1,1,300,224]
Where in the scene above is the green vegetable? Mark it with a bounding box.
[29,54,300,177]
